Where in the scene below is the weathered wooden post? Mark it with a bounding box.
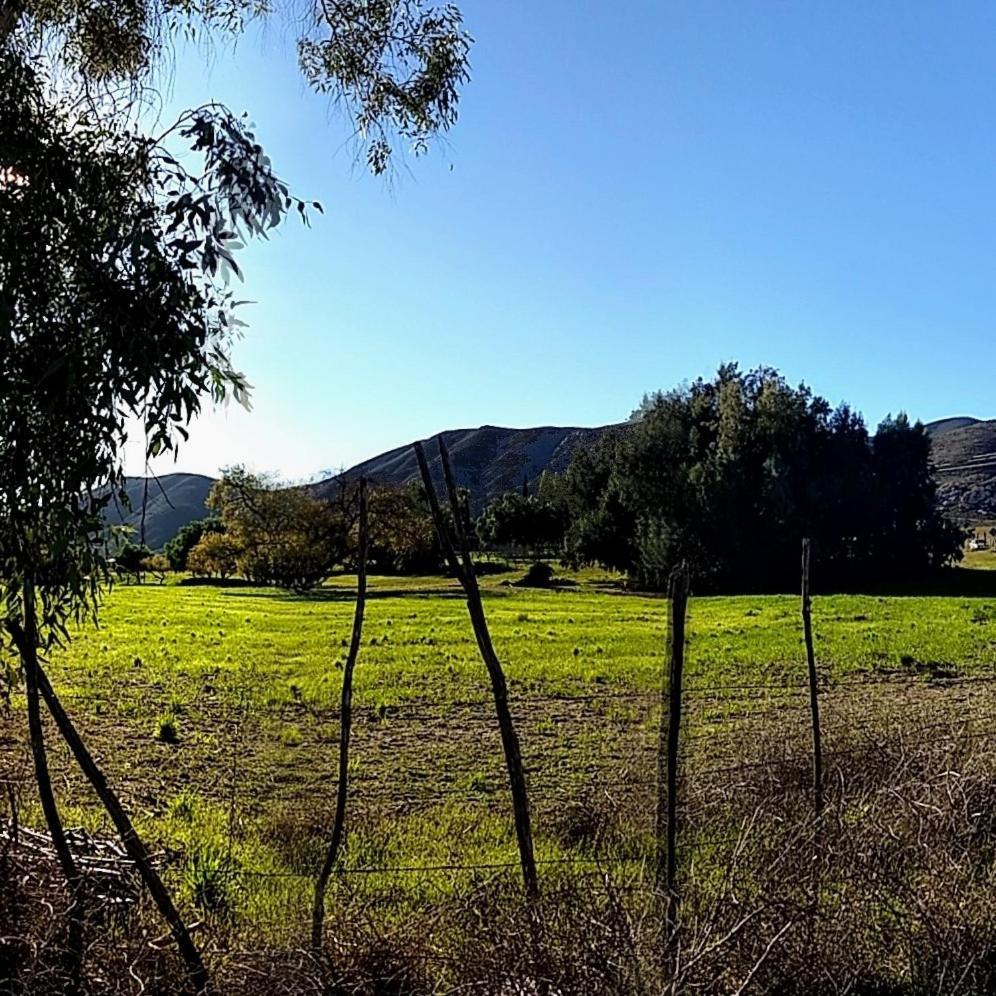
[801,539,824,819]
[12,579,83,994]
[312,477,368,950]
[414,438,539,900]
[33,665,209,993]
[655,562,689,932]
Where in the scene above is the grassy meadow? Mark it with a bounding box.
[8,563,996,985]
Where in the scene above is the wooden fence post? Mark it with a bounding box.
[10,580,83,994]
[414,438,539,901]
[801,539,824,819]
[655,562,688,931]
[34,665,209,994]
[312,477,368,951]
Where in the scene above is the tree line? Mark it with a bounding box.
[155,365,961,595]
[159,469,452,591]
[513,365,963,590]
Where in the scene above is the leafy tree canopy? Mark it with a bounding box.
[207,467,352,591]
[560,365,962,591]
[2,0,472,174]
[366,482,441,574]
[0,0,471,643]
[476,492,565,554]
[187,531,240,578]
[163,516,225,571]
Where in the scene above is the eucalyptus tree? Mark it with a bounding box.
[0,1,471,990]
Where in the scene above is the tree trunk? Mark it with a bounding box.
[9,583,83,995]
[414,439,539,901]
[34,663,209,994]
[312,478,368,951]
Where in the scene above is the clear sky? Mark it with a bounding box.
[132,0,996,481]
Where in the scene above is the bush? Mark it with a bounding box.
[154,714,179,744]
[518,561,554,587]
[114,540,153,576]
[140,553,169,583]
[187,532,241,579]
[163,517,224,571]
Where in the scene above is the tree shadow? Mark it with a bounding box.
[825,568,996,599]
[218,586,467,603]
[178,577,269,589]
[588,568,996,599]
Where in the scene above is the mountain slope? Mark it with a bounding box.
[315,424,616,509]
[104,473,214,549]
[927,418,996,521]
[926,416,982,437]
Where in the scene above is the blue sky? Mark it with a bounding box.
[136,1,996,480]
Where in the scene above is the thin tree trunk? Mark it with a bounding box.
[9,583,83,995]
[33,663,209,994]
[312,477,368,951]
[654,563,688,936]
[414,438,539,901]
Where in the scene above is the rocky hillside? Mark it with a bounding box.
[315,424,616,510]
[103,473,214,549]
[927,418,996,521]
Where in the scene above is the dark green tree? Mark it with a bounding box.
[477,492,565,555]
[114,541,155,578]
[559,366,962,591]
[163,516,225,571]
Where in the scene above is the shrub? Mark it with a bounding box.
[187,532,241,579]
[154,714,179,744]
[519,561,554,587]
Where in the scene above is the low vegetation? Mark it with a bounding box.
[7,568,996,991]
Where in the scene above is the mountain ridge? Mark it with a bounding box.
[313,423,617,509]
[103,472,216,550]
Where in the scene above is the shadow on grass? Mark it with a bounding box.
[178,577,268,589]
[182,567,996,600]
[617,568,996,599]
[835,568,996,599]
[218,586,467,603]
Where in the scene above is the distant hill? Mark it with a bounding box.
[927,417,996,521]
[314,424,617,510]
[103,473,214,549]
[925,416,982,437]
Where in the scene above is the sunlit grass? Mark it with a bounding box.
[8,564,996,938]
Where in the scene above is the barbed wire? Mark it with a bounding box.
[13,671,996,721]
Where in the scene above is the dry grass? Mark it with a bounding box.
[7,677,996,994]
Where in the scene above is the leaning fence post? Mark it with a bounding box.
[801,539,824,819]
[312,476,368,951]
[34,665,209,994]
[655,562,688,931]
[414,438,539,901]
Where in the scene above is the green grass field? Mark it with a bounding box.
[8,565,996,943]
